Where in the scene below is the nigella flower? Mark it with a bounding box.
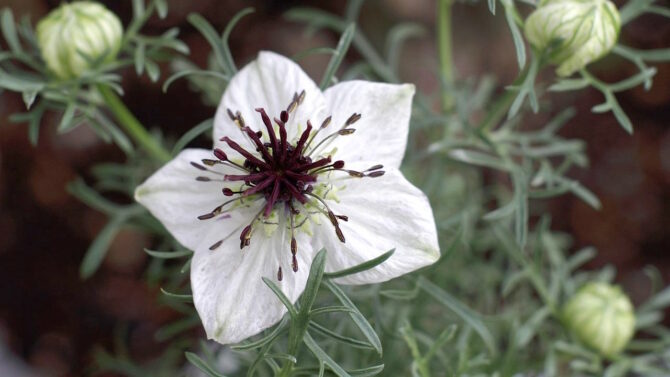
[135,52,440,344]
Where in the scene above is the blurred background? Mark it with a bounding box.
[0,0,668,375]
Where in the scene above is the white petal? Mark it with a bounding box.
[191,217,316,344]
[134,148,241,250]
[316,168,439,284]
[321,81,415,169]
[213,51,326,152]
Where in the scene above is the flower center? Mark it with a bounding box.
[190,90,385,276]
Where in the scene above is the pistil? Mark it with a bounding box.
[191,90,385,277]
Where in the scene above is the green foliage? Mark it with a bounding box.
[0,0,187,150]
[3,0,670,376]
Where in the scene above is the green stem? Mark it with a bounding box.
[278,362,293,377]
[97,84,171,162]
[278,317,306,377]
[278,340,298,377]
[437,0,454,112]
[478,65,531,133]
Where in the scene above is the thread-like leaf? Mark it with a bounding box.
[320,23,356,89]
[185,352,227,377]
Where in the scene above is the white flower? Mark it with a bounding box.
[135,51,440,344]
[524,0,621,77]
[37,1,123,79]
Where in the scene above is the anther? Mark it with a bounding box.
[227,108,235,121]
[345,113,361,125]
[190,162,207,171]
[367,171,385,178]
[240,225,252,249]
[277,267,283,281]
[338,128,356,135]
[235,111,246,128]
[347,170,365,178]
[320,116,332,129]
[198,213,216,220]
[335,226,346,243]
[327,211,339,226]
[196,176,211,182]
[209,240,223,250]
[213,148,227,161]
[287,99,297,113]
[336,215,349,222]
[291,237,297,255]
[202,159,219,166]
[297,90,306,104]
[292,254,299,272]
[366,164,384,171]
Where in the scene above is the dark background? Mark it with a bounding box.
[0,0,668,376]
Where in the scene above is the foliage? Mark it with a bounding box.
[2,0,670,376]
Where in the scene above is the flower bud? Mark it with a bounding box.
[524,0,621,77]
[36,2,123,79]
[563,282,635,357]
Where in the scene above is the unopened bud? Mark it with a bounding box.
[37,2,123,79]
[524,0,621,77]
[563,282,635,357]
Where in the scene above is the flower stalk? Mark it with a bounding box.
[96,84,171,162]
[437,0,455,112]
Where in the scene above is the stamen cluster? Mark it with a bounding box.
[191,90,385,276]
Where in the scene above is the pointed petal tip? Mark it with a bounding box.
[401,82,416,96]
[133,184,146,203]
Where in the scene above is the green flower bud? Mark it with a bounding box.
[563,282,635,357]
[36,2,123,79]
[524,0,621,77]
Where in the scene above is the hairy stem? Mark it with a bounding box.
[97,84,171,162]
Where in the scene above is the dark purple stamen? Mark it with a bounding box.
[192,90,385,276]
